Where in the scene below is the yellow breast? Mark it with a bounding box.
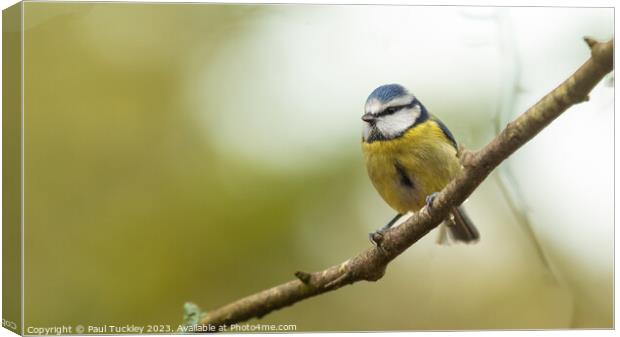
[362,120,462,213]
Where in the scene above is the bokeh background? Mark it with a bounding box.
[22,3,613,331]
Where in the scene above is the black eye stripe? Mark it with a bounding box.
[376,106,402,117]
[377,100,418,117]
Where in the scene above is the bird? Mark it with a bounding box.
[361,84,479,244]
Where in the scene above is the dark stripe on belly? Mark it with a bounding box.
[394,161,414,189]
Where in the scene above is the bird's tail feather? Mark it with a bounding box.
[446,206,480,243]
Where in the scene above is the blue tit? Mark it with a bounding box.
[361,84,479,244]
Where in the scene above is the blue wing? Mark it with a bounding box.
[431,116,458,150]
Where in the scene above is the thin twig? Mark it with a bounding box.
[197,38,613,330]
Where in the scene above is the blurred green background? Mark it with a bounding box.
[21,3,613,331]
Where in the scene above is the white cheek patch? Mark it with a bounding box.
[376,105,421,138]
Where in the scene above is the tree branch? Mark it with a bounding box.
[196,38,613,330]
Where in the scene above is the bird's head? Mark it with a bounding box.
[361,84,427,142]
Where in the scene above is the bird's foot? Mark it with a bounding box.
[368,230,385,247]
[368,213,403,251]
[425,192,439,209]
[368,230,388,255]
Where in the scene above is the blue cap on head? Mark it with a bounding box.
[366,84,409,104]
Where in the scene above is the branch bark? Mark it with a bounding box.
[197,38,613,330]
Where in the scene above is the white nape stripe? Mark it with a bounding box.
[383,95,415,109]
[364,95,415,115]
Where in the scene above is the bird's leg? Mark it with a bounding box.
[368,213,403,246]
[379,213,404,232]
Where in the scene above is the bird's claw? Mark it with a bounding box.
[425,192,439,208]
[368,230,389,255]
[368,230,385,246]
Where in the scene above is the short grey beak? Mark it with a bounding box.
[361,113,376,123]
